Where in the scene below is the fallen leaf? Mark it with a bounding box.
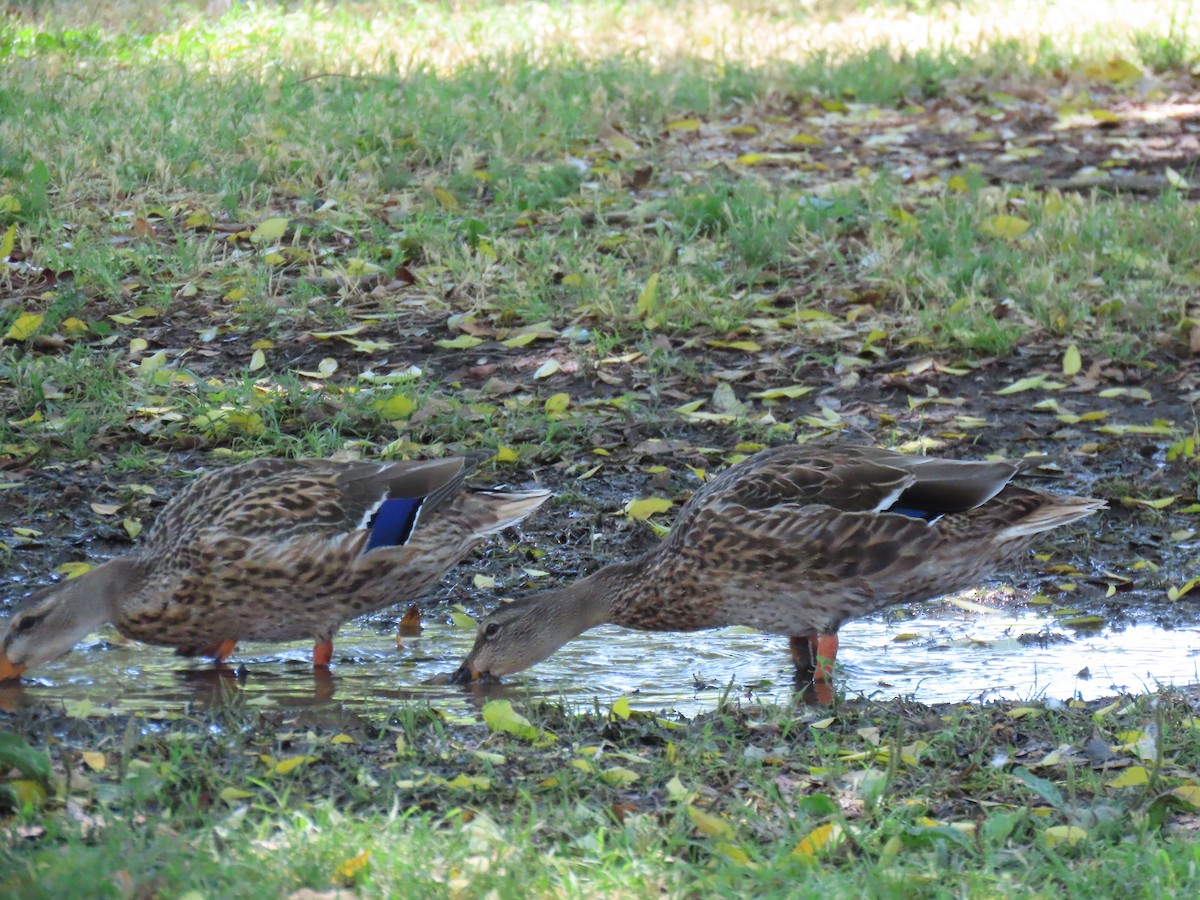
[979,214,1031,241]
[250,217,288,243]
[625,497,673,520]
[482,699,540,740]
[4,312,44,342]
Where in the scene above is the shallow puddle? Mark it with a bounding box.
[2,599,1198,717]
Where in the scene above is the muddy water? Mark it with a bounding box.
[2,596,1198,716]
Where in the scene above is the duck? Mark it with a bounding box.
[0,455,549,680]
[451,444,1104,691]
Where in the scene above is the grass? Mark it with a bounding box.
[3,0,1200,894]
[4,690,1200,896]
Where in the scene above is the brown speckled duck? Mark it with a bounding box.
[0,456,549,680]
[452,445,1104,689]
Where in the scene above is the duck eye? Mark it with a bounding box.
[484,622,501,639]
[14,615,39,635]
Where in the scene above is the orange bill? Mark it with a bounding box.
[0,647,24,682]
[397,604,423,637]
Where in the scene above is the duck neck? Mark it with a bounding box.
[75,557,145,627]
[538,557,645,637]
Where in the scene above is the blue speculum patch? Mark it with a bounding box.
[888,505,942,522]
[366,496,424,550]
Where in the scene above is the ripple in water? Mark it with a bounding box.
[3,601,1198,717]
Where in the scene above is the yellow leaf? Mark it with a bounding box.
[330,734,357,745]
[1168,578,1199,601]
[81,751,106,772]
[749,385,814,400]
[1089,108,1121,124]
[1062,344,1081,376]
[787,133,823,146]
[544,393,570,414]
[54,561,93,580]
[1008,707,1043,719]
[444,773,490,791]
[493,445,520,462]
[600,766,640,787]
[9,779,47,807]
[502,332,540,348]
[687,805,733,838]
[436,334,484,350]
[473,573,496,589]
[122,518,142,540]
[4,312,44,342]
[249,217,288,244]
[308,326,366,339]
[1170,785,1200,809]
[60,317,88,336]
[374,394,418,419]
[1120,496,1174,510]
[666,118,701,131]
[273,755,317,774]
[90,502,121,516]
[137,351,167,375]
[1083,57,1142,86]
[979,214,1031,241]
[1165,167,1188,189]
[735,153,768,166]
[713,842,753,866]
[1106,766,1148,788]
[248,349,266,372]
[706,339,761,352]
[534,359,560,379]
[0,224,15,258]
[1044,824,1088,848]
[332,850,370,886]
[296,357,339,378]
[636,273,659,318]
[219,787,254,803]
[449,611,477,629]
[947,174,969,192]
[432,187,459,210]
[792,823,843,858]
[482,699,540,740]
[610,696,631,720]
[995,374,1048,395]
[626,497,673,521]
[665,775,690,801]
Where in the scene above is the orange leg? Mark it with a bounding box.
[810,634,839,684]
[789,634,839,681]
[312,641,334,669]
[202,639,239,662]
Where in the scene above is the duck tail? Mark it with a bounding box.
[461,489,552,536]
[997,494,1107,539]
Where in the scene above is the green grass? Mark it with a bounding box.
[3,0,1200,893]
[5,691,1200,897]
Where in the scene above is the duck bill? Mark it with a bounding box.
[448,659,482,685]
[0,648,25,682]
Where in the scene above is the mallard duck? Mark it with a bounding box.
[0,456,549,680]
[452,445,1104,689]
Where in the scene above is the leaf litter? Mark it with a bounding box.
[2,2,1200,891]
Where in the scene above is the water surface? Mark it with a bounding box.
[3,600,1197,717]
